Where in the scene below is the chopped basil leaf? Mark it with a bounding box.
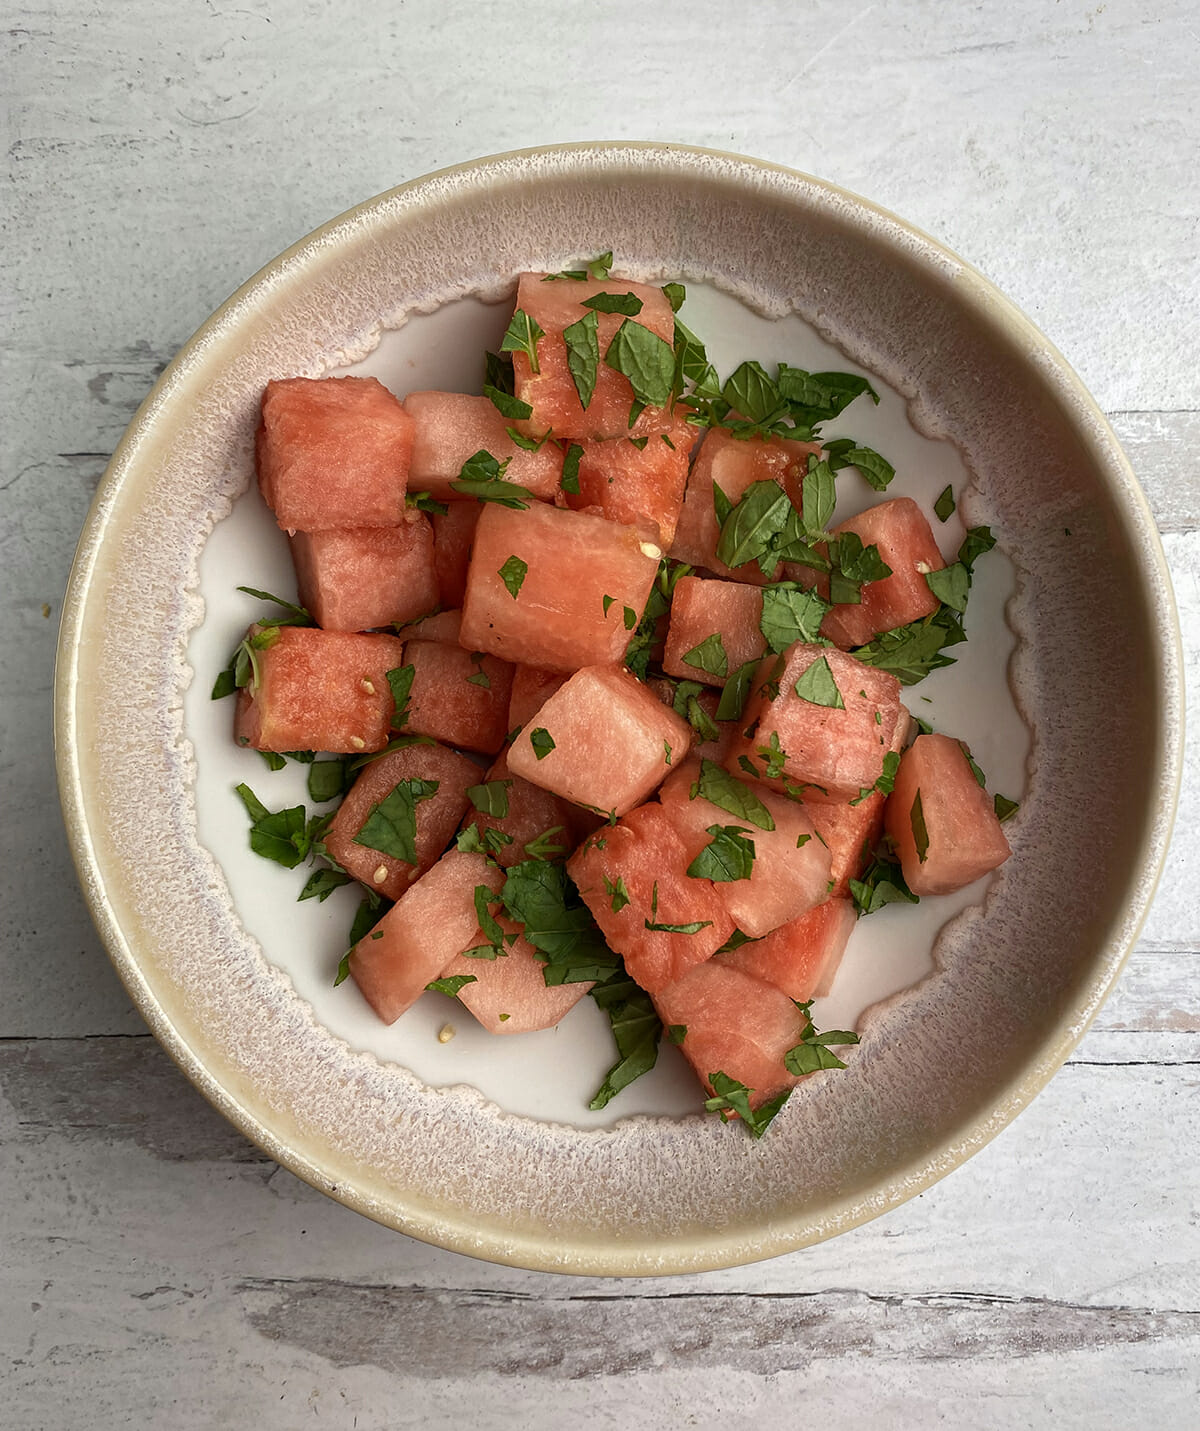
[473,883,507,954]
[644,915,713,935]
[506,426,546,452]
[910,789,930,863]
[722,360,788,428]
[385,663,416,731]
[759,584,829,653]
[467,779,512,818]
[716,659,759,721]
[560,441,583,495]
[623,605,637,630]
[664,739,673,766]
[484,349,515,394]
[776,366,878,429]
[934,485,956,522]
[686,824,756,883]
[450,449,536,508]
[605,318,675,407]
[784,1000,860,1075]
[715,480,791,571]
[604,875,631,913]
[498,555,528,599]
[712,479,733,529]
[822,438,895,492]
[962,746,988,788]
[850,750,901,805]
[465,667,491,689]
[851,613,961,684]
[629,435,649,451]
[211,665,237,700]
[704,1071,791,1137]
[523,826,567,860]
[406,490,449,515]
[298,867,352,903]
[352,777,439,866]
[581,290,644,316]
[483,384,533,420]
[499,308,545,374]
[588,967,663,1109]
[235,586,312,625]
[682,631,728,678]
[714,928,756,954]
[426,974,477,998]
[849,844,919,914]
[529,727,555,760]
[801,456,837,537]
[691,758,776,831]
[832,531,891,587]
[794,655,844,708]
[602,594,616,616]
[234,783,316,869]
[259,750,286,772]
[563,309,600,410]
[959,524,997,573]
[925,562,970,612]
[663,282,686,313]
[307,758,350,803]
[994,793,1020,822]
[587,252,614,280]
[503,859,616,983]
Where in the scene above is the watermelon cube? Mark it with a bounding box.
[289,513,437,633]
[404,391,564,502]
[323,741,480,901]
[347,849,505,1024]
[233,626,407,754]
[884,733,1013,895]
[400,639,515,755]
[459,501,660,672]
[715,898,856,1002]
[561,412,695,546]
[653,961,805,1107]
[729,645,905,804]
[440,915,593,1035]
[568,803,734,994]
[256,376,412,531]
[460,752,592,867]
[662,576,767,688]
[819,497,946,649]
[668,429,819,583]
[803,792,887,897]
[431,501,482,608]
[509,272,677,440]
[508,664,690,818]
[658,758,831,938]
[395,609,463,645]
[507,665,569,733]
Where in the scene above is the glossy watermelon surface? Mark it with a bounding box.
[662,576,767,688]
[400,639,514,756]
[290,514,437,633]
[404,390,564,502]
[715,898,856,1003]
[562,412,695,546]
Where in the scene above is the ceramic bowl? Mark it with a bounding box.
[55,144,1182,1274]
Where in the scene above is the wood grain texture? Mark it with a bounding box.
[4,0,1199,1423]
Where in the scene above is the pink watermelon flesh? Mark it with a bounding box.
[460,501,660,672]
[404,391,564,502]
[509,273,677,439]
[395,609,463,645]
[885,733,1012,896]
[658,758,831,938]
[730,645,905,804]
[348,849,505,1024]
[233,626,406,754]
[460,752,593,867]
[256,376,412,532]
[507,665,569,733]
[562,412,695,546]
[652,961,805,1107]
[819,497,946,649]
[567,802,734,994]
[431,501,482,609]
[289,513,437,633]
[323,741,480,902]
[802,792,886,897]
[715,898,856,1003]
[441,915,593,1035]
[508,664,690,818]
[662,576,767,688]
[400,639,515,755]
[668,429,820,584]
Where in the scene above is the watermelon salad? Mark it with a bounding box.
[213,253,1017,1136]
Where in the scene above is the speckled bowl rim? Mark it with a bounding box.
[55,142,1183,1275]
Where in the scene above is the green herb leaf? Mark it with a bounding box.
[667,1022,688,1044]
[849,844,919,915]
[298,867,353,903]
[502,860,616,983]
[692,758,776,831]
[467,779,512,818]
[994,793,1020,822]
[406,490,449,515]
[704,1071,791,1137]
[473,883,506,954]
[784,1001,860,1075]
[851,750,901,805]
[934,485,956,522]
[258,750,286,772]
[794,655,844,708]
[581,290,644,316]
[485,350,515,394]
[959,524,997,573]
[482,383,533,421]
[450,449,536,508]
[663,282,686,313]
[910,789,930,863]
[714,928,756,954]
[832,531,892,587]
[352,777,440,866]
[776,367,878,428]
[925,562,970,612]
[604,875,631,913]
[426,974,478,997]
[236,586,312,625]
[644,914,713,935]
[563,309,600,410]
[716,659,759,721]
[588,967,663,1109]
[234,783,313,868]
[722,360,786,427]
[800,457,837,537]
[498,555,528,600]
[682,631,728,679]
[561,442,583,495]
[523,826,567,860]
[715,480,791,571]
[851,615,960,685]
[499,308,545,374]
[605,318,675,407]
[822,439,895,492]
[385,664,416,731]
[529,727,555,761]
[686,825,756,883]
[759,584,829,653]
[623,605,638,630]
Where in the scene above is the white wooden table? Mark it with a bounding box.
[5,3,1198,1424]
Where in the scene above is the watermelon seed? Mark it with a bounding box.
[350,736,366,750]
[639,541,663,560]
[437,1024,456,1044]
[361,679,376,694]
[372,865,388,885]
